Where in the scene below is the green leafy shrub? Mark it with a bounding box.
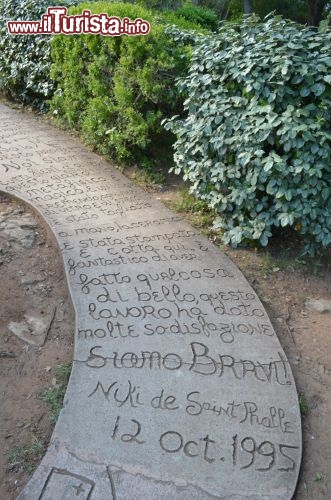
[51,2,204,163]
[192,0,230,19]
[165,16,331,255]
[0,0,78,110]
[166,5,219,30]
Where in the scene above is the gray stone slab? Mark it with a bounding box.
[0,104,301,499]
[8,312,51,346]
[305,298,331,313]
[0,209,37,248]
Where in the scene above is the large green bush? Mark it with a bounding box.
[0,0,78,109]
[165,16,331,254]
[163,5,219,30]
[50,2,204,163]
[191,1,229,19]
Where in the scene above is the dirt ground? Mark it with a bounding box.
[0,193,74,499]
[0,179,330,499]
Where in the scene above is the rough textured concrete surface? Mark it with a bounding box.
[0,104,302,499]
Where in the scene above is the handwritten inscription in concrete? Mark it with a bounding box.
[0,104,301,499]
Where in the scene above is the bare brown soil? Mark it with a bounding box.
[0,193,74,499]
[0,179,330,499]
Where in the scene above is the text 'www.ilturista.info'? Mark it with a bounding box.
[7,7,151,36]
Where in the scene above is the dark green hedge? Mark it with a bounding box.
[165,16,331,255]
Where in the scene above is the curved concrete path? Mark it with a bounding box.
[0,104,301,499]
